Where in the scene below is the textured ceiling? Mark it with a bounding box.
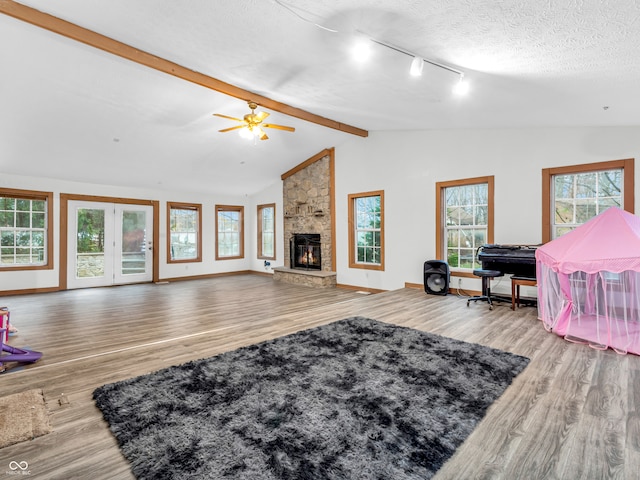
[1,0,639,195]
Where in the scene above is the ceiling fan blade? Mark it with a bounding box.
[254,111,270,122]
[262,123,295,132]
[219,125,245,133]
[255,127,269,140]
[213,113,244,122]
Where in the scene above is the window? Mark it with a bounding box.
[167,202,202,263]
[436,177,494,271]
[348,191,384,270]
[542,159,634,242]
[216,205,244,260]
[0,188,53,270]
[257,203,275,260]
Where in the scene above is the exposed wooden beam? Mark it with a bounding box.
[0,0,368,138]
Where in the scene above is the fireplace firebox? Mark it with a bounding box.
[290,234,321,270]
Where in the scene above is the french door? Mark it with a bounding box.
[67,201,153,289]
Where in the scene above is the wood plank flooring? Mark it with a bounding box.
[1,274,639,479]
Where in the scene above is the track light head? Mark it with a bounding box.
[352,39,373,62]
[410,56,424,76]
[453,75,470,95]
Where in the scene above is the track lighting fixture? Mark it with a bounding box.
[363,34,467,94]
[410,56,424,76]
[273,1,469,95]
[452,75,470,95]
[352,39,373,62]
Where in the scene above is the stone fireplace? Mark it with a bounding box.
[273,149,336,287]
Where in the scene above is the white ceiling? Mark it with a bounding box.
[2,0,640,196]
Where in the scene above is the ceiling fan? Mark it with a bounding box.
[213,101,295,141]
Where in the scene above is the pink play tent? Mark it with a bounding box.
[536,207,640,355]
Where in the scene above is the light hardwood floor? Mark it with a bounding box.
[1,274,638,479]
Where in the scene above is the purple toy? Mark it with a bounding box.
[0,328,42,373]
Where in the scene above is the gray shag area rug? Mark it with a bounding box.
[93,316,529,480]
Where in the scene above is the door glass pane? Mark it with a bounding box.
[121,210,147,275]
[76,208,105,278]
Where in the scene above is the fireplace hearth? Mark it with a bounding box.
[290,234,321,270]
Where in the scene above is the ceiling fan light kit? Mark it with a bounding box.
[214,101,295,141]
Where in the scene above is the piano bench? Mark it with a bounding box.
[467,269,504,310]
[511,276,537,310]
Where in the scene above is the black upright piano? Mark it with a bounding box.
[477,244,538,278]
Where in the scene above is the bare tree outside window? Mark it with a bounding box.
[348,191,384,270]
[167,202,201,263]
[553,170,622,238]
[216,205,244,260]
[258,204,275,260]
[542,159,633,243]
[435,176,494,271]
[444,183,488,269]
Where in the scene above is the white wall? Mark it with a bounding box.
[247,180,285,275]
[4,126,640,295]
[0,173,250,292]
[334,126,640,292]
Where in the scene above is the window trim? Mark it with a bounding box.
[166,202,202,264]
[542,159,634,243]
[215,204,244,260]
[435,176,494,274]
[257,203,276,260]
[348,190,384,271]
[0,187,54,271]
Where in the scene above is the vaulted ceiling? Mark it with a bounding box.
[2,0,639,196]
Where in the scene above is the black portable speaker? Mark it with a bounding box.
[423,260,450,295]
